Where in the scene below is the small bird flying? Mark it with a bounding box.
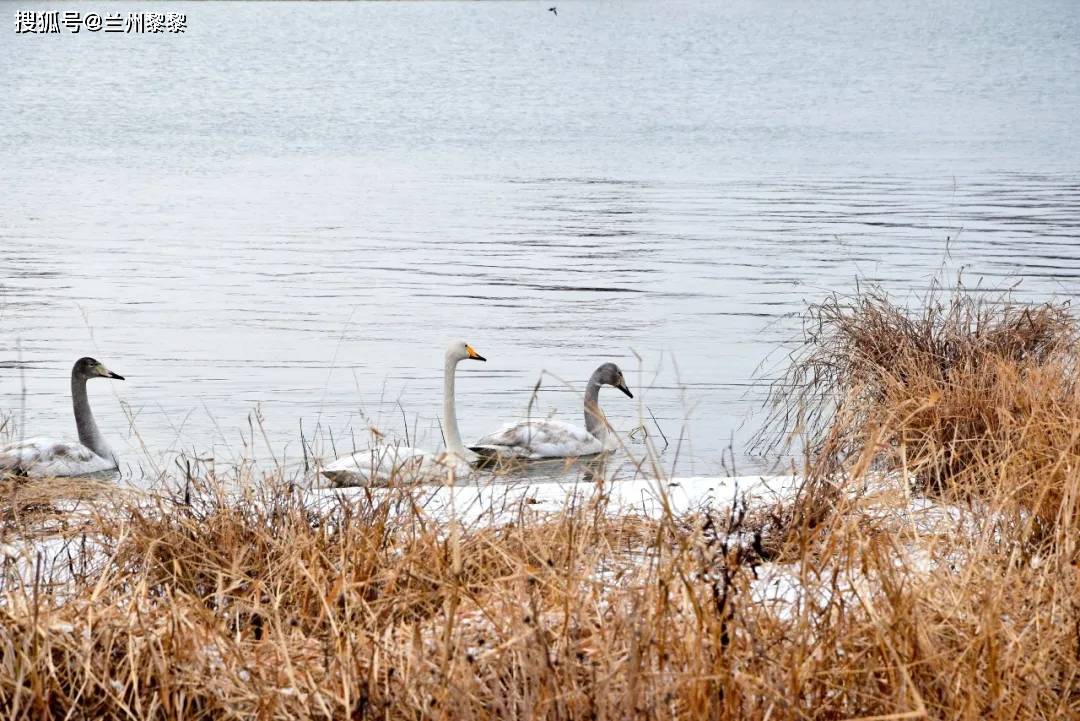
[549,6,557,15]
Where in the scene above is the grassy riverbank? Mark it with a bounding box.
[3,284,1080,719]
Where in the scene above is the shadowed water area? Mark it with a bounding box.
[2,0,1079,482]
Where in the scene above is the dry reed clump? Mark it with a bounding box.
[1,476,125,541]
[762,281,1080,523]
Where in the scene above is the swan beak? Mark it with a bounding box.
[99,364,124,380]
[465,345,486,362]
[616,381,633,398]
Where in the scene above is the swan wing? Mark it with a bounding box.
[322,445,471,486]
[472,420,603,459]
[0,437,116,478]
[322,445,425,485]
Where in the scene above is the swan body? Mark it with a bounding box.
[471,419,605,460]
[0,357,125,478]
[0,437,118,478]
[321,444,473,486]
[472,362,633,460]
[321,341,485,487]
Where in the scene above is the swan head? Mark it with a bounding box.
[593,362,633,398]
[446,340,486,363]
[74,357,125,381]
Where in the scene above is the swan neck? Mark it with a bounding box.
[443,354,468,458]
[72,373,113,462]
[584,375,606,440]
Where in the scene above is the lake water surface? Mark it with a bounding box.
[2,0,1079,482]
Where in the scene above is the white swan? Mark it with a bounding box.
[0,357,125,478]
[321,340,486,486]
[471,362,633,460]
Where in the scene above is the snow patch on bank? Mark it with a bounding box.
[309,474,804,526]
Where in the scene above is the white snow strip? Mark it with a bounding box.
[307,474,804,527]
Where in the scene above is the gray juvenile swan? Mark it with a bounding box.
[471,362,633,460]
[321,340,487,485]
[0,357,125,478]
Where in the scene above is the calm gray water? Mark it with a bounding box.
[2,0,1079,481]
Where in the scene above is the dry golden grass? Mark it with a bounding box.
[1,475,128,540]
[762,281,1080,515]
[4,283,1080,719]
